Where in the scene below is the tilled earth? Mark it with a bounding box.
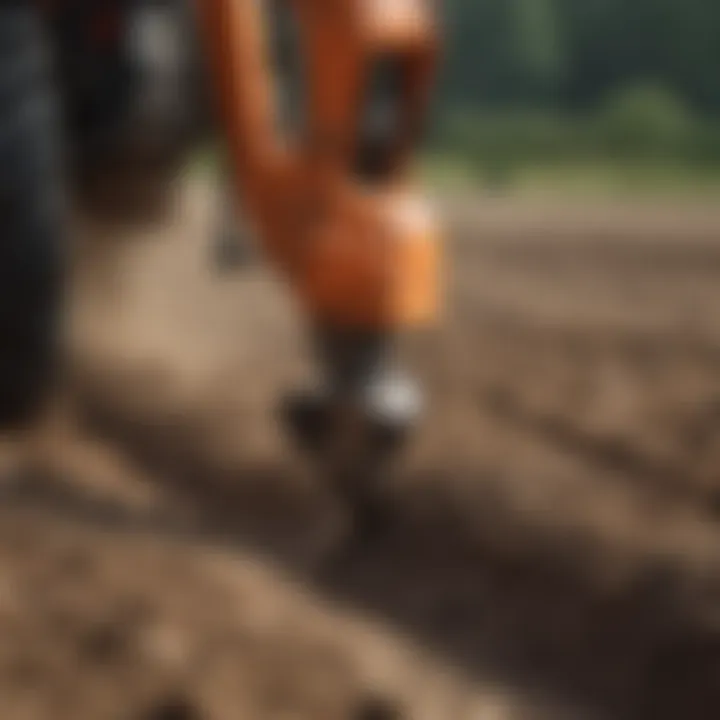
[2,178,720,720]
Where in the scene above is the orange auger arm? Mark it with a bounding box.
[195,0,442,332]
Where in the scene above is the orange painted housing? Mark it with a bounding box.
[196,0,442,330]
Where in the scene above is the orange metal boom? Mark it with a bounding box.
[196,0,442,331]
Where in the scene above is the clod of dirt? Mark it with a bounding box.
[143,695,203,720]
[79,621,129,664]
[353,695,404,720]
[82,624,127,663]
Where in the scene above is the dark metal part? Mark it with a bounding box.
[284,326,422,467]
[282,325,422,562]
[212,164,255,272]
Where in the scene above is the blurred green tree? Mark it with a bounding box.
[440,0,720,115]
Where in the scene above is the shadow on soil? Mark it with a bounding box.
[8,381,720,720]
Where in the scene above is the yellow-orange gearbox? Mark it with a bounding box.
[196,0,442,330]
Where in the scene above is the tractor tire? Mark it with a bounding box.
[51,0,208,222]
[0,6,65,429]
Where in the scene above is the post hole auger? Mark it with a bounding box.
[196,0,443,527]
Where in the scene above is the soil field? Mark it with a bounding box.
[2,179,720,720]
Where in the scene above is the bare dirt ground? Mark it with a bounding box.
[2,177,720,720]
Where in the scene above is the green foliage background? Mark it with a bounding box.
[431,0,720,191]
[439,0,720,112]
